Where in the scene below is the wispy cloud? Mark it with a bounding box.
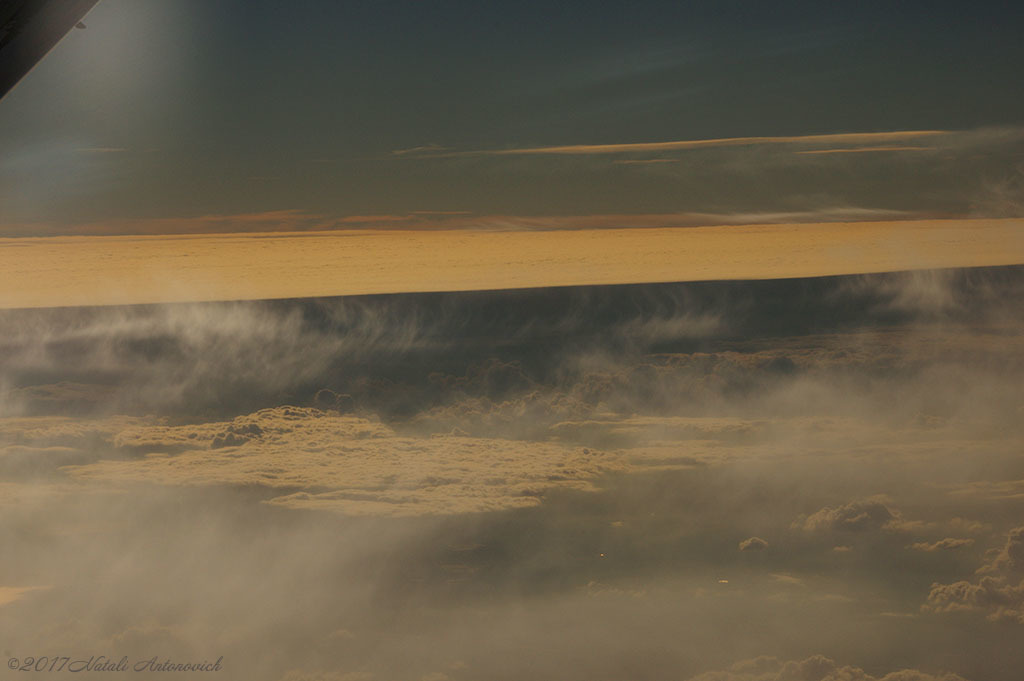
[402,130,948,158]
[0,209,334,237]
[2,207,928,238]
[613,158,680,165]
[794,146,933,155]
[391,143,451,156]
[0,585,51,607]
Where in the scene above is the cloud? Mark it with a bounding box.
[0,414,146,451]
[66,406,633,516]
[613,158,680,165]
[0,298,424,416]
[946,518,991,535]
[924,527,1024,624]
[0,585,50,608]
[0,209,334,237]
[947,479,1024,502]
[2,207,931,238]
[978,526,1024,575]
[6,382,118,415]
[794,497,914,534]
[423,131,948,158]
[970,166,1024,218]
[908,538,975,552]
[685,655,969,681]
[925,577,1024,624]
[390,143,450,156]
[0,266,1021,680]
[279,673,373,681]
[739,537,768,551]
[793,146,932,155]
[370,126,1024,228]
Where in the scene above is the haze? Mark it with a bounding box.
[2,2,1023,680]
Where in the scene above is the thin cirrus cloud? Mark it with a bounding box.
[390,143,452,156]
[397,130,949,158]
[21,206,934,236]
[1,207,928,238]
[793,145,933,155]
[74,147,131,154]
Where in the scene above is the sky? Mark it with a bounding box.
[2,5,1024,681]
[1,0,1024,233]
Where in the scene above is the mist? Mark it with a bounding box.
[1,266,1022,681]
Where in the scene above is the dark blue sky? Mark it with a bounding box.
[2,0,1023,233]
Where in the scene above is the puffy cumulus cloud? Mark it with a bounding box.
[924,527,1024,624]
[978,526,1024,575]
[112,420,242,454]
[108,407,374,454]
[686,654,969,681]
[0,414,147,476]
[66,407,631,516]
[739,537,769,552]
[925,577,1024,624]
[908,538,975,552]
[0,415,145,450]
[794,498,915,534]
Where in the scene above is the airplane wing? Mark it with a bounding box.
[0,0,100,100]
